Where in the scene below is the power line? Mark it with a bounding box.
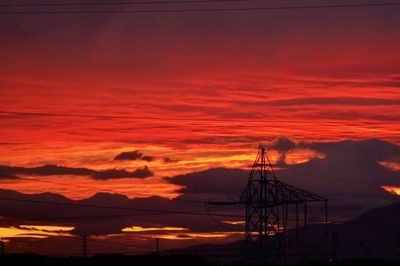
[0,110,321,127]
[0,206,243,223]
[85,236,154,250]
[46,234,156,253]
[2,110,398,124]
[1,177,399,227]
[0,0,249,7]
[1,194,400,227]
[0,212,163,223]
[76,237,400,255]
[0,2,399,14]
[1,175,399,227]
[0,196,243,218]
[0,111,238,122]
[2,209,400,227]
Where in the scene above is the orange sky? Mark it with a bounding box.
[0,1,400,254]
[0,73,399,199]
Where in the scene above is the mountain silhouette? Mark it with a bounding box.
[169,201,400,260]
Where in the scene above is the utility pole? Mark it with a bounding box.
[397,234,400,265]
[0,238,4,256]
[155,238,160,255]
[82,234,88,257]
[332,231,338,262]
[365,243,370,259]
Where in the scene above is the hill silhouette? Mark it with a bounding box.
[0,253,220,266]
[168,201,400,260]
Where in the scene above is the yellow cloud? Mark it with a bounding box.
[0,225,74,239]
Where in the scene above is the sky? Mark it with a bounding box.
[0,0,400,255]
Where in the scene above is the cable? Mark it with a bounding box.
[44,234,156,252]
[0,196,243,218]
[0,212,168,223]
[2,214,399,227]
[1,177,399,227]
[0,0,249,7]
[0,111,226,122]
[0,110,295,123]
[205,197,241,230]
[3,110,395,125]
[0,2,400,14]
[0,205,243,224]
[120,238,400,255]
[2,204,399,227]
[85,237,154,250]
[1,176,399,227]
[1,192,400,227]
[0,111,262,126]
[205,207,234,230]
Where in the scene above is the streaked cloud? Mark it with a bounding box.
[0,225,74,239]
[0,164,153,180]
[114,150,155,162]
[122,226,188,232]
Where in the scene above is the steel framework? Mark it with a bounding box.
[240,146,327,265]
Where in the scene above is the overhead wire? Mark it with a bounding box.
[0,195,399,258]
[2,111,398,127]
[0,0,250,7]
[0,195,399,226]
[0,110,316,124]
[0,196,243,218]
[0,2,399,14]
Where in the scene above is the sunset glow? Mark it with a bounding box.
[381,186,400,196]
[122,226,188,232]
[1,1,400,256]
[0,225,74,239]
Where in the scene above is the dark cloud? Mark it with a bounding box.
[0,164,93,177]
[114,150,155,162]
[269,136,297,162]
[270,137,296,152]
[163,157,179,163]
[166,168,247,197]
[313,110,400,121]
[291,77,400,89]
[141,156,154,162]
[0,164,153,180]
[267,97,400,106]
[114,150,143,161]
[92,166,153,180]
[303,139,400,163]
[0,173,18,179]
[2,0,400,81]
[168,139,400,219]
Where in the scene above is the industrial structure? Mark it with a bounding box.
[240,146,328,265]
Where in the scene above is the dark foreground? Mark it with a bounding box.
[1,254,399,266]
[1,254,218,266]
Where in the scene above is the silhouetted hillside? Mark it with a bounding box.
[170,202,400,260]
[293,201,400,259]
[1,253,399,266]
[0,253,219,266]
